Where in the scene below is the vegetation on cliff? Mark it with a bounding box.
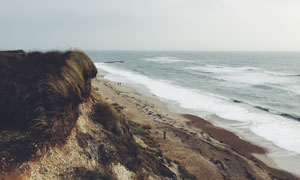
[90,101,177,179]
[0,50,196,180]
[0,50,97,172]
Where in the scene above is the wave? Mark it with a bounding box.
[186,65,300,96]
[232,101,300,122]
[104,60,126,64]
[254,106,270,112]
[264,71,300,77]
[232,99,243,103]
[280,113,300,121]
[143,57,193,64]
[186,65,299,85]
[252,84,273,90]
[189,65,300,77]
[253,106,300,121]
[95,63,300,154]
[187,65,261,74]
[279,85,300,96]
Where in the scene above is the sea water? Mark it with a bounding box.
[87,51,300,173]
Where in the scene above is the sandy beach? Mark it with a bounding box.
[93,74,300,180]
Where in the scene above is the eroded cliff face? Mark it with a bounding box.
[21,99,179,180]
[0,51,194,180]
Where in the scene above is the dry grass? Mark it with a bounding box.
[91,102,129,136]
[89,99,196,179]
[0,50,195,179]
[0,50,97,171]
[0,50,96,133]
[90,101,176,179]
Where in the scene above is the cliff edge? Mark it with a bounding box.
[0,50,195,180]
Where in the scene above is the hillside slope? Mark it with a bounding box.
[0,50,194,180]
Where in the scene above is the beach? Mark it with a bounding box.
[2,50,297,179]
[2,0,300,178]
[93,74,300,180]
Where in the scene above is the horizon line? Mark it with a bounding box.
[2,48,300,53]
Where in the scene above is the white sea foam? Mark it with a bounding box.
[188,65,261,74]
[143,56,192,64]
[95,63,300,154]
[187,65,300,95]
[280,85,300,96]
[187,65,299,84]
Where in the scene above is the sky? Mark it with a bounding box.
[0,0,300,51]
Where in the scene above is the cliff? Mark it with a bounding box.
[0,50,195,180]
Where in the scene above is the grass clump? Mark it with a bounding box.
[0,50,96,136]
[90,102,176,179]
[127,120,157,148]
[91,102,194,179]
[59,167,113,180]
[178,164,197,180]
[91,102,129,136]
[0,50,97,170]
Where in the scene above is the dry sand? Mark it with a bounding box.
[93,75,300,180]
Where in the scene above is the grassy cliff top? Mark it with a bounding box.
[0,50,97,131]
[0,50,97,171]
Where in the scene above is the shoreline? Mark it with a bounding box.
[93,74,300,179]
[182,114,266,155]
[182,114,300,179]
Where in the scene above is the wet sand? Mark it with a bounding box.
[183,114,266,155]
[93,75,300,180]
[183,114,299,179]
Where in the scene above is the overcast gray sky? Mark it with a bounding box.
[1,0,300,51]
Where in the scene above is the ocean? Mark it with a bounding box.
[87,51,300,169]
